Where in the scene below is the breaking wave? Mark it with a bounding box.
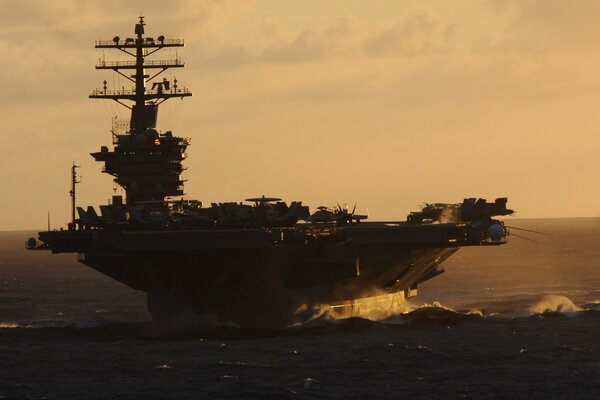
[0,321,23,328]
[2,294,598,340]
[525,295,583,317]
[294,293,599,328]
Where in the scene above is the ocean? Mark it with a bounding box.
[1,218,599,399]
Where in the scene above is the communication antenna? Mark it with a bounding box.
[69,163,82,228]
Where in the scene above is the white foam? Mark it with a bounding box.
[526,295,583,317]
[295,292,412,325]
[0,321,21,328]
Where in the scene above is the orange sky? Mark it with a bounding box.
[2,0,600,230]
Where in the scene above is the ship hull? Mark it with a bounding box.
[70,228,461,326]
[79,246,455,326]
[37,222,501,327]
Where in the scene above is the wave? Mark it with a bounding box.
[295,293,599,327]
[2,295,598,340]
[406,295,599,321]
[292,295,600,332]
[0,321,23,328]
[582,300,600,312]
[524,295,583,318]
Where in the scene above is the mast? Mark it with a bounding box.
[69,163,81,228]
[90,17,192,204]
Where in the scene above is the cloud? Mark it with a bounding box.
[193,9,456,67]
[253,10,457,63]
[489,0,600,53]
[0,1,253,41]
[261,29,327,63]
[256,12,291,43]
[0,0,255,103]
[188,13,364,67]
[258,14,364,63]
[364,9,456,57]
[388,57,598,107]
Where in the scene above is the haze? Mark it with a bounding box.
[2,0,600,230]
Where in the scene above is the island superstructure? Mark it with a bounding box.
[27,18,513,327]
[90,16,191,204]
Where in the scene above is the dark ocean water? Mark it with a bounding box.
[1,219,599,399]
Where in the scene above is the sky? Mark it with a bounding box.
[2,0,600,230]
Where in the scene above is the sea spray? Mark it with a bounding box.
[527,294,583,317]
[0,321,22,328]
[294,291,412,325]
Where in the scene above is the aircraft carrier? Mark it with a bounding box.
[27,18,513,327]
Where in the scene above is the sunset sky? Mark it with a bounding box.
[2,0,600,230]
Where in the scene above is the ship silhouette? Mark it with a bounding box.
[27,18,513,327]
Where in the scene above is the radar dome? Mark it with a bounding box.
[487,223,505,241]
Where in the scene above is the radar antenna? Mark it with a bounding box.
[90,16,192,132]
